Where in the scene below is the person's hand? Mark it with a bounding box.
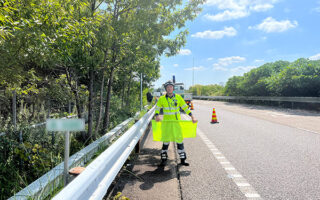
[191,116,198,123]
[155,115,161,122]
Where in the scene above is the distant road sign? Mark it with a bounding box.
[46,119,85,132]
[153,92,161,97]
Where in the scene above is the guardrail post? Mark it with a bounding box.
[135,140,140,153]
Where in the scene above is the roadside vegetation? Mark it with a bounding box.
[188,58,320,97]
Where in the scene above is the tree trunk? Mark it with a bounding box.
[95,72,105,135]
[47,99,51,118]
[12,90,16,130]
[125,72,133,108]
[101,1,120,134]
[95,50,108,136]
[88,67,94,140]
[65,67,82,118]
[121,73,126,108]
[29,103,35,123]
[101,66,115,134]
[74,87,82,119]
[87,0,98,140]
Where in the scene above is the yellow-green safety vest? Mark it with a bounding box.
[155,94,191,120]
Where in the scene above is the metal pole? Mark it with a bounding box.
[192,57,194,87]
[140,73,142,111]
[192,57,194,95]
[64,131,70,185]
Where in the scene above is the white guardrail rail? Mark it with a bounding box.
[193,96,320,103]
[52,106,155,200]
[9,110,144,200]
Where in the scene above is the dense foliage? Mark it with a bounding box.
[224,58,320,97]
[189,58,320,97]
[188,84,224,96]
[0,0,205,198]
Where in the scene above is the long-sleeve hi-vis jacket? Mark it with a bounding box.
[155,94,192,120]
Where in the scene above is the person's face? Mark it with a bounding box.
[166,85,174,94]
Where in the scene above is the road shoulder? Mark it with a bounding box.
[107,128,181,200]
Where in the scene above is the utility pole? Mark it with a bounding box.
[192,57,195,94]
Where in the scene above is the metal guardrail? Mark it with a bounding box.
[9,112,141,200]
[194,96,320,103]
[52,106,155,200]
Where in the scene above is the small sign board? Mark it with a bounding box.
[153,92,161,97]
[46,119,85,132]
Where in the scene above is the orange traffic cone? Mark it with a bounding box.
[211,108,219,123]
[190,102,194,110]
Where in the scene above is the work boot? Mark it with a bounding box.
[179,152,189,166]
[160,152,168,166]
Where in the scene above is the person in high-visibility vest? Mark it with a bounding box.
[155,81,197,165]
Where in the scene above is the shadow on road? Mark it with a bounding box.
[138,164,174,190]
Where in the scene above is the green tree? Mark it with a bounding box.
[224,76,244,96]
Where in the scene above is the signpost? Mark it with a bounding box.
[46,119,85,185]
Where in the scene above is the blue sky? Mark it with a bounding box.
[154,0,320,89]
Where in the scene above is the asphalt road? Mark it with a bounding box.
[179,100,320,200]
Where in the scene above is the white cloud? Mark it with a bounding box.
[213,56,246,68]
[309,53,320,60]
[204,10,249,21]
[230,66,257,75]
[185,66,206,71]
[313,1,320,12]
[205,0,246,10]
[213,66,228,71]
[191,27,237,39]
[242,37,267,45]
[284,8,291,13]
[314,7,320,12]
[204,0,276,21]
[254,59,264,62]
[249,4,274,12]
[207,57,214,61]
[160,65,164,70]
[178,49,192,55]
[173,64,179,67]
[249,17,298,33]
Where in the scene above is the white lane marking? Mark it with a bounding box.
[297,127,319,134]
[246,193,261,198]
[196,128,263,199]
[231,174,243,178]
[237,183,251,187]
[266,112,292,117]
